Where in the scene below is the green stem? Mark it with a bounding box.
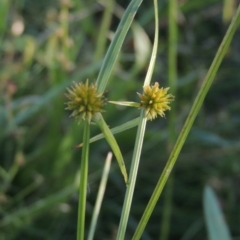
[77,121,90,240]
[0,0,9,44]
[94,0,115,61]
[159,177,174,240]
[116,111,147,240]
[116,0,159,238]
[132,4,240,239]
[168,0,177,144]
[87,152,112,240]
[144,0,159,86]
[160,1,178,239]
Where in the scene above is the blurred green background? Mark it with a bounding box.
[1,0,240,239]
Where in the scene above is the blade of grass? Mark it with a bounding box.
[204,186,232,240]
[99,0,152,78]
[159,177,174,240]
[0,0,9,44]
[94,0,115,61]
[116,0,159,238]
[168,0,177,142]
[94,113,128,184]
[223,0,234,24]
[77,121,90,240]
[159,0,178,239]
[87,152,112,240]
[132,4,240,239]
[116,111,147,240]
[96,0,143,93]
[74,117,139,148]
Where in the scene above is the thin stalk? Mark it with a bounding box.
[168,0,177,143]
[116,0,159,238]
[87,152,112,240]
[0,0,9,44]
[116,111,147,240]
[94,0,115,61]
[159,177,174,240]
[132,4,240,239]
[143,0,159,87]
[160,1,178,239]
[223,0,234,24]
[77,121,90,240]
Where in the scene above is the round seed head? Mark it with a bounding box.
[137,82,174,120]
[65,80,105,123]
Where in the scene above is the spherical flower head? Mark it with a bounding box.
[137,82,174,120]
[65,80,105,123]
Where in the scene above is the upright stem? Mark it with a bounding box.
[87,152,112,240]
[167,0,177,143]
[116,111,147,240]
[94,0,115,62]
[159,1,178,239]
[116,0,159,238]
[77,121,90,240]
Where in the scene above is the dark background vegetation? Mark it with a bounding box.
[1,0,240,239]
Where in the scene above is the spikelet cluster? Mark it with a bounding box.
[137,82,174,120]
[65,80,105,123]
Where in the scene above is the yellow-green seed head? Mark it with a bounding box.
[137,82,174,120]
[65,80,105,123]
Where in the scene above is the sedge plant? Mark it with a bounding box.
[65,80,128,240]
[64,0,240,239]
[65,0,144,239]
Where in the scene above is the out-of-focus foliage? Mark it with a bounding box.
[204,185,232,240]
[1,0,240,239]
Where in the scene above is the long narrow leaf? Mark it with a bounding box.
[204,186,232,240]
[94,113,128,184]
[87,152,112,240]
[96,0,143,93]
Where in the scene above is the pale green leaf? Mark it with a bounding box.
[203,186,232,240]
[108,101,140,107]
[96,0,144,93]
[94,113,128,184]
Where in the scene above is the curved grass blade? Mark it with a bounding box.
[204,186,232,240]
[96,0,144,93]
[94,113,128,184]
